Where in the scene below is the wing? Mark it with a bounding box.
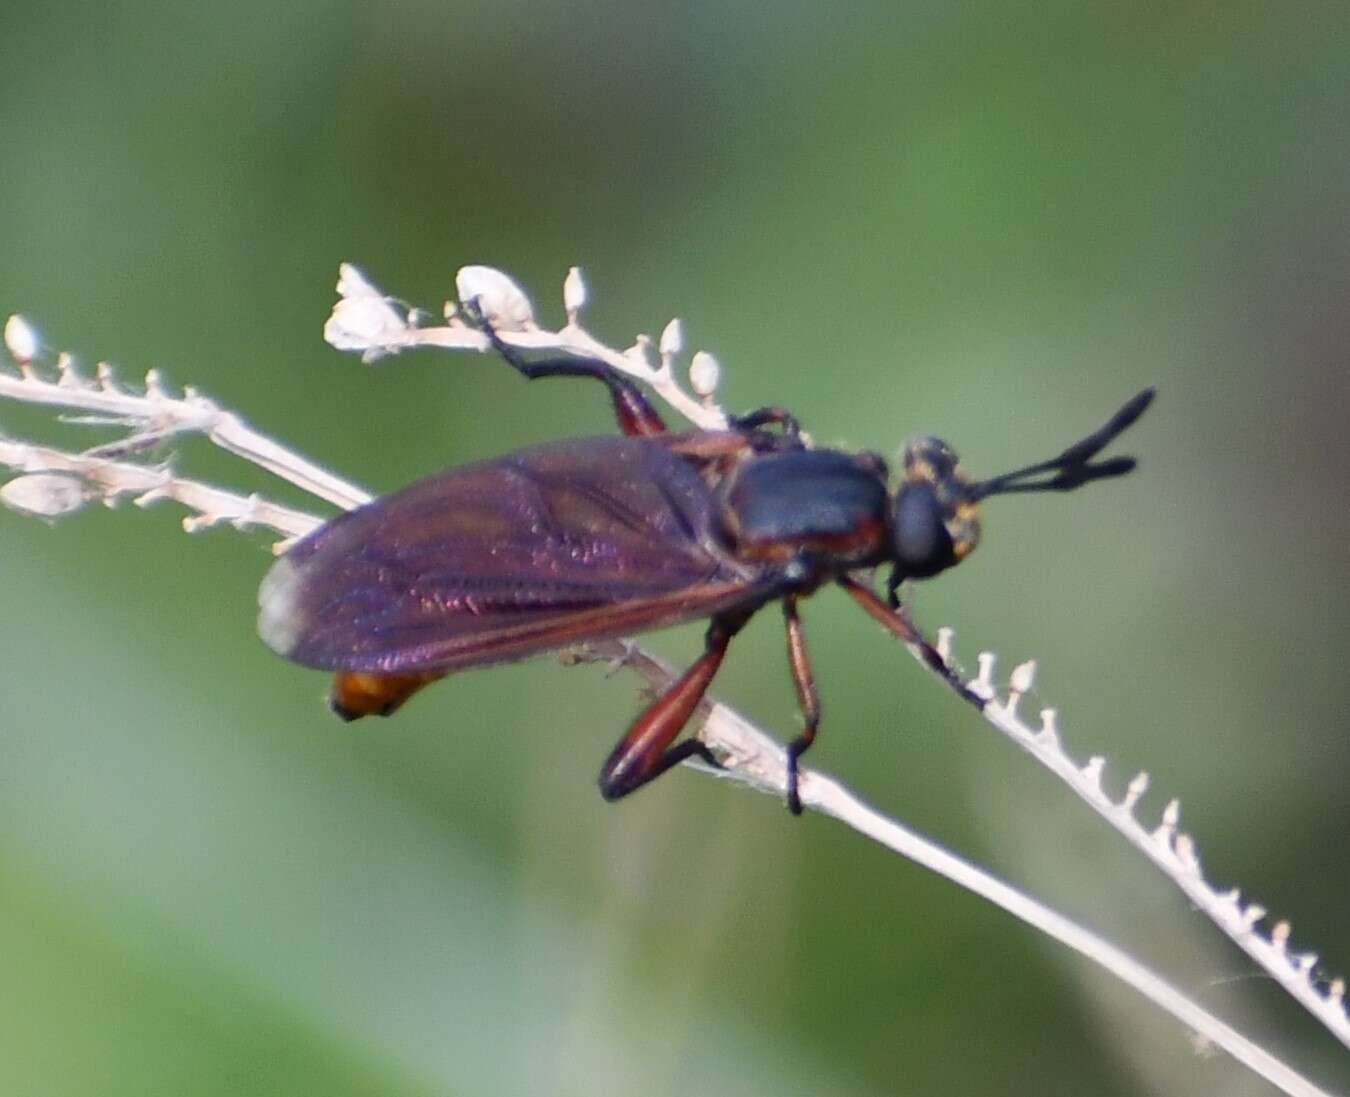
[258,436,769,673]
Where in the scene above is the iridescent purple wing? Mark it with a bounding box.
[258,436,765,673]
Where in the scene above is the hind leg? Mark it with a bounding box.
[470,301,669,437]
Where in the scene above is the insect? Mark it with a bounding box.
[258,308,1154,813]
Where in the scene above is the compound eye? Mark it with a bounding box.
[892,482,957,579]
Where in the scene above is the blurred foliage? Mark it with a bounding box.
[1,2,1347,1095]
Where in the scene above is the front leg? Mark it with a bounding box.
[839,575,985,710]
[730,405,802,443]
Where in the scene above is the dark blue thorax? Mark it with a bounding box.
[718,449,890,567]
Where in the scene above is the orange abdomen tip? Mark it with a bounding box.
[330,671,445,721]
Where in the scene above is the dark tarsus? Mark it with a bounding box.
[258,304,1154,814]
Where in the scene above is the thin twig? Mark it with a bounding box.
[317,263,1350,1058]
[0,436,322,547]
[0,317,368,510]
[323,263,727,431]
[944,645,1350,1048]
[593,641,1337,1097]
[0,279,1342,1095]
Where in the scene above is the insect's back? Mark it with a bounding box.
[717,448,891,569]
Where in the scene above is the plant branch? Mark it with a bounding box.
[318,263,1350,1059]
[0,435,323,547]
[320,264,1350,1074]
[0,315,368,511]
[943,642,1350,1049]
[593,641,1336,1097]
[323,263,728,431]
[0,275,1342,1095]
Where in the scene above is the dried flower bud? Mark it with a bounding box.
[563,267,587,317]
[334,262,383,300]
[0,473,89,517]
[456,266,535,330]
[5,314,40,362]
[659,318,683,358]
[324,267,412,362]
[325,298,411,359]
[689,351,721,397]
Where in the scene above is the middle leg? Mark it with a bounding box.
[782,595,821,815]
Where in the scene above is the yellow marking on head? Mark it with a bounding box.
[947,500,982,560]
[906,457,936,484]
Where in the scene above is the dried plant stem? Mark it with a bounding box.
[0,275,1343,1095]
[0,436,324,543]
[607,644,1334,1097]
[0,360,368,510]
[322,262,1350,1060]
[958,648,1350,1049]
[324,263,728,431]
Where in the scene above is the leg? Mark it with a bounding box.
[782,596,820,815]
[470,300,668,437]
[598,613,748,800]
[731,405,801,441]
[663,431,758,461]
[837,575,985,710]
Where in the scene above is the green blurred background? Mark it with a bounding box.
[1,3,1347,1095]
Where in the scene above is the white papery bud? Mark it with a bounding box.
[324,264,411,359]
[0,473,90,517]
[659,318,683,358]
[5,314,40,362]
[689,351,721,397]
[324,297,411,357]
[456,266,535,330]
[563,267,587,317]
[334,262,383,300]
[1009,660,1036,694]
